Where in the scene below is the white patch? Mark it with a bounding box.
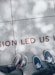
[0,72,5,75]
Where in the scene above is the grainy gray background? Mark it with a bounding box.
[0,0,55,75]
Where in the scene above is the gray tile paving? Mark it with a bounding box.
[0,0,55,75]
[11,0,55,20]
[0,0,12,22]
[0,22,16,65]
